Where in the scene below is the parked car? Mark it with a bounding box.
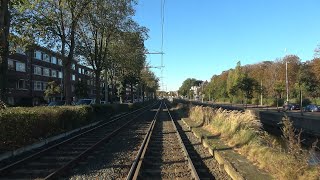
[75,99,95,105]
[304,104,320,112]
[48,100,65,106]
[282,103,300,111]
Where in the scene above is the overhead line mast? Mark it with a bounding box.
[144,0,166,91]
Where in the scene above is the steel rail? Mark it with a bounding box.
[0,101,158,178]
[164,101,200,180]
[126,101,200,180]
[44,102,159,179]
[126,101,162,180]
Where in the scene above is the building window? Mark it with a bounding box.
[34,66,42,75]
[58,71,63,79]
[51,57,57,64]
[16,47,25,55]
[43,82,48,90]
[43,68,50,76]
[72,74,76,81]
[51,70,57,77]
[71,85,75,92]
[58,59,63,66]
[87,80,90,85]
[34,50,42,60]
[16,79,26,89]
[43,53,50,62]
[78,67,82,74]
[82,69,85,74]
[72,63,76,70]
[16,62,26,72]
[34,81,42,91]
[8,59,14,70]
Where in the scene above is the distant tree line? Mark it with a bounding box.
[179,54,320,106]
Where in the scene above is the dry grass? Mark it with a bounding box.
[189,105,320,180]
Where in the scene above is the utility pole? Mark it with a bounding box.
[285,48,289,103]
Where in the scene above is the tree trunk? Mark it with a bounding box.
[130,83,133,103]
[0,0,10,102]
[65,19,77,104]
[95,70,101,104]
[104,71,108,103]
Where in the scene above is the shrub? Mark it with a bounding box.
[0,100,156,151]
[0,106,94,151]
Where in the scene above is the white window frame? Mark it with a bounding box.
[51,70,57,77]
[43,68,50,77]
[34,81,42,91]
[58,59,63,66]
[51,56,57,64]
[34,66,42,75]
[16,61,26,72]
[72,63,76,70]
[8,59,14,70]
[58,71,63,79]
[78,67,82,74]
[34,51,42,60]
[72,74,76,81]
[42,53,50,62]
[43,82,48,91]
[16,79,26,89]
[16,47,25,55]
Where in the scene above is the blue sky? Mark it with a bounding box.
[134,0,320,91]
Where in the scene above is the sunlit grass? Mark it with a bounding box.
[188,105,320,180]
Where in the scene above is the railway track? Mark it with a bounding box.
[127,101,213,180]
[0,101,158,180]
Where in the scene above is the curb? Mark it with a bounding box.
[0,113,126,162]
[182,119,245,180]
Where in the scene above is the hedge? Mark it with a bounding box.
[0,100,154,152]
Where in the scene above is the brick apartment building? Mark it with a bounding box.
[6,45,97,106]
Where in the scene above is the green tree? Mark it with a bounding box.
[15,0,91,104]
[77,0,141,104]
[44,81,61,101]
[140,67,159,101]
[178,78,197,97]
[234,74,259,107]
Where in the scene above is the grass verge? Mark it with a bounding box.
[186,105,320,179]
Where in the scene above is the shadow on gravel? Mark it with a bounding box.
[171,111,216,179]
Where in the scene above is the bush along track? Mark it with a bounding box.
[0,101,154,152]
[174,103,320,180]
